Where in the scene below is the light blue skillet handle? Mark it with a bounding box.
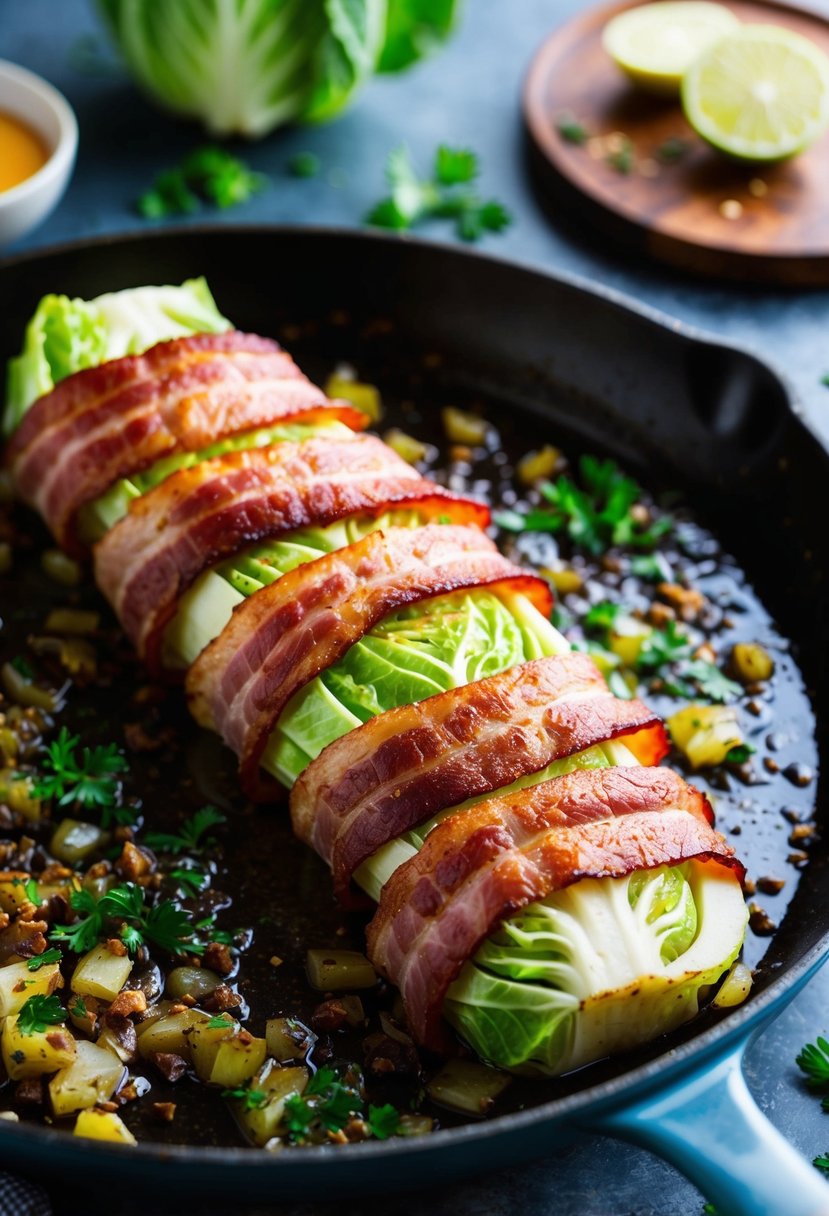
[593,1034,829,1216]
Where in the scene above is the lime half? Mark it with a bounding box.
[603,2,740,94]
[682,25,829,161]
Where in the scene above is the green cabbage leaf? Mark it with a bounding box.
[4,278,229,436]
[262,589,570,786]
[79,419,351,543]
[443,861,748,1075]
[377,0,460,72]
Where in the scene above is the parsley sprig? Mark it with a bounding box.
[796,1038,829,1089]
[51,882,196,957]
[27,948,62,972]
[367,145,511,242]
[222,1082,268,1111]
[283,1066,400,1143]
[138,147,266,219]
[144,805,226,856]
[494,456,671,556]
[17,993,65,1035]
[31,726,129,823]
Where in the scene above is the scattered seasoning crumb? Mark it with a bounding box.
[784,763,814,788]
[788,851,810,867]
[764,757,780,774]
[152,1101,177,1123]
[781,808,801,824]
[748,903,777,936]
[656,136,689,164]
[742,877,757,896]
[789,823,816,845]
[757,876,786,895]
[269,955,283,968]
[719,199,743,220]
[555,112,590,145]
[748,178,767,198]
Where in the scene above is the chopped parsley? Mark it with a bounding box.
[17,994,65,1035]
[366,145,511,243]
[636,620,693,673]
[207,1015,235,1030]
[725,743,756,765]
[222,1084,268,1111]
[9,655,34,680]
[51,882,196,957]
[137,146,266,219]
[607,138,634,175]
[656,137,689,164]
[145,805,226,855]
[813,1154,829,1175]
[283,1065,400,1143]
[288,151,321,178]
[26,948,62,972]
[494,456,671,556]
[681,660,742,704]
[556,113,589,145]
[796,1038,829,1088]
[31,726,128,821]
[70,997,88,1019]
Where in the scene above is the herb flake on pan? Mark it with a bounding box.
[17,994,65,1035]
[51,882,196,957]
[494,456,671,555]
[144,805,226,855]
[366,145,511,242]
[31,726,129,822]
[222,1084,268,1111]
[284,1065,401,1143]
[27,948,62,972]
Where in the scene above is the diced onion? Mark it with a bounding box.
[305,948,377,991]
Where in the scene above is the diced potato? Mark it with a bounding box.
[3,1015,76,1079]
[266,1017,316,1062]
[668,704,743,768]
[732,642,774,684]
[712,961,753,1009]
[191,1020,266,1087]
[426,1059,511,1116]
[41,550,82,587]
[324,373,382,423]
[306,949,377,991]
[71,944,133,1002]
[0,773,42,822]
[50,1039,125,1117]
[229,1061,309,1147]
[609,618,653,667]
[74,1108,136,1145]
[51,819,109,866]
[166,966,221,1002]
[0,871,38,914]
[44,609,100,635]
[383,428,428,465]
[542,566,583,597]
[441,407,488,446]
[517,445,560,485]
[0,960,60,1016]
[96,1026,135,1065]
[136,1008,208,1061]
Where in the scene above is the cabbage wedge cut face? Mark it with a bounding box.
[3,278,230,436]
[444,860,748,1076]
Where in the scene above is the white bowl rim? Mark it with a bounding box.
[0,59,78,208]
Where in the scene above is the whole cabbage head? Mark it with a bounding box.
[97,0,459,138]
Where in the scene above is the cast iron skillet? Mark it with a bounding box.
[0,227,828,1216]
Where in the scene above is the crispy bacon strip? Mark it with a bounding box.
[95,434,489,671]
[186,525,552,798]
[8,332,366,553]
[366,767,742,1047]
[291,653,669,900]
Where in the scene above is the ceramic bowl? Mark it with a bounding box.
[0,59,78,249]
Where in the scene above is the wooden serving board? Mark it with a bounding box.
[523,0,829,285]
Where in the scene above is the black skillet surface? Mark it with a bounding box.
[0,228,827,1207]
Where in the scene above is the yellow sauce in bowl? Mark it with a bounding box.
[0,111,48,192]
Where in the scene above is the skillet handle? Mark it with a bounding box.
[591,1036,829,1216]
